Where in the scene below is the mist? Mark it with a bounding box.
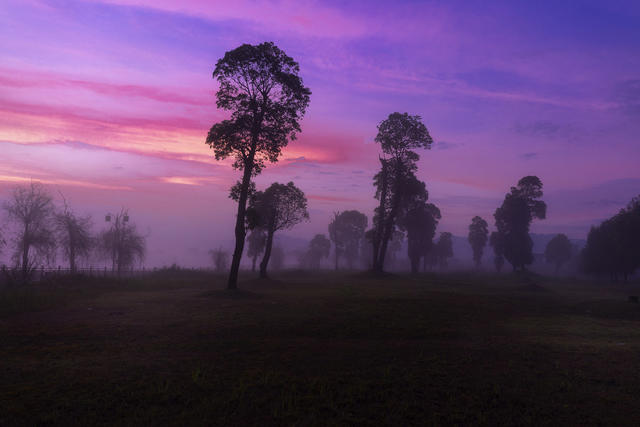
[2,0,640,425]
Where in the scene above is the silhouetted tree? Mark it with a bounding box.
[397,177,440,274]
[435,232,453,270]
[210,247,229,273]
[206,42,311,290]
[494,176,546,271]
[307,234,330,269]
[248,182,309,278]
[468,216,489,269]
[328,210,367,270]
[98,209,145,276]
[545,234,572,274]
[372,112,433,273]
[489,231,505,273]
[246,229,266,272]
[582,196,640,281]
[3,183,56,282]
[55,197,93,273]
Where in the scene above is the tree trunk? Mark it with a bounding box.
[410,255,419,275]
[227,154,255,290]
[251,255,257,272]
[259,229,274,279]
[334,246,339,270]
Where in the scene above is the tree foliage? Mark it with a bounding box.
[55,197,93,273]
[371,112,433,273]
[248,182,309,278]
[98,210,145,275]
[544,234,572,274]
[306,234,331,269]
[328,210,367,270]
[468,216,489,269]
[489,231,505,273]
[581,196,640,281]
[3,183,56,282]
[246,229,266,272]
[435,232,454,269]
[396,178,440,274]
[206,42,311,289]
[494,176,546,271]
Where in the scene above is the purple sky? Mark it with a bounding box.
[1,0,639,267]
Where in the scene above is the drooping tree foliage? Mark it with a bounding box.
[489,231,505,273]
[468,216,489,269]
[246,229,266,272]
[544,233,572,274]
[3,183,56,282]
[206,42,311,289]
[435,232,454,269]
[307,234,331,269]
[396,177,441,274]
[98,209,145,276]
[328,210,367,270]
[55,197,93,273]
[581,196,640,281]
[247,182,309,278]
[494,176,546,271]
[371,112,433,273]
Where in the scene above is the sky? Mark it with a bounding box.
[1,0,639,267]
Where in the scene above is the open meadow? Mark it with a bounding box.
[2,271,640,425]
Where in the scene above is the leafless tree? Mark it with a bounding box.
[98,209,145,276]
[3,182,56,282]
[55,195,93,273]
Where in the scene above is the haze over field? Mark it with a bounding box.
[1,0,640,267]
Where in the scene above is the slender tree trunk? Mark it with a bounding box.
[227,153,255,290]
[251,255,257,272]
[372,158,387,273]
[334,246,339,270]
[259,229,274,279]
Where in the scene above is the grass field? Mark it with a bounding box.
[2,270,640,425]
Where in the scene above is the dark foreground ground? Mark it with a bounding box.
[2,270,640,425]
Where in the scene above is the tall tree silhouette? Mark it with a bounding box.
[544,233,572,274]
[489,231,505,273]
[3,183,56,282]
[206,42,311,290]
[55,196,93,273]
[328,210,367,270]
[372,112,433,273]
[307,234,331,269]
[246,229,266,272]
[494,176,546,271]
[468,216,489,269]
[248,182,309,278]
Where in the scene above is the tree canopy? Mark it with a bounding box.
[494,176,546,271]
[544,233,572,274]
[328,210,367,270]
[248,182,309,278]
[206,42,311,289]
[371,112,433,273]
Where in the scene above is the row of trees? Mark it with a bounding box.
[0,182,146,283]
[582,196,640,281]
[206,41,636,288]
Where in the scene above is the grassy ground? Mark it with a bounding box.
[2,270,640,425]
